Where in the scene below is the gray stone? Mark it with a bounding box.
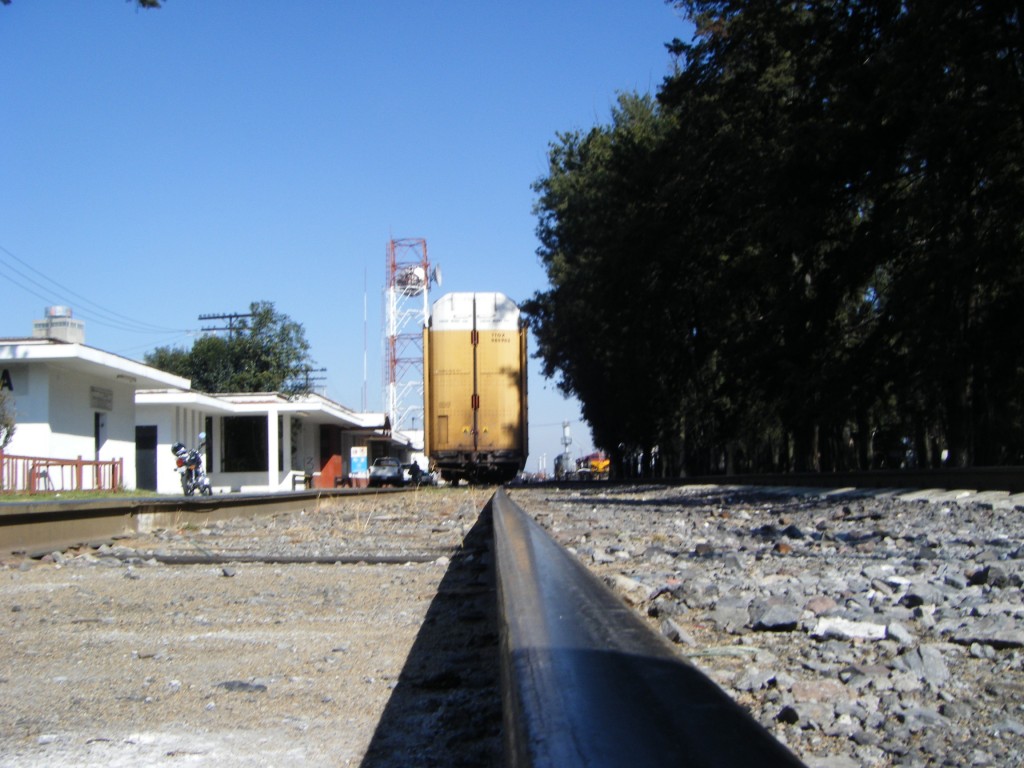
[216,680,267,693]
[722,552,746,570]
[735,666,776,692]
[782,524,805,539]
[659,617,696,646]
[899,583,947,608]
[944,572,969,590]
[886,621,916,646]
[952,616,1024,648]
[812,616,887,641]
[707,595,752,633]
[750,599,802,632]
[890,671,924,693]
[970,642,996,659]
[588,548,614,564]
[902,707,950,732]
[807,756,861,768]
[804,595,838,616]
[791,678,847,703]
[990,718,1024,737]
[939,701,973,720]
[838,663,889,690]
[898,645,950,685]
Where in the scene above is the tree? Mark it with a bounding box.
[526,0,1024,474]
[146,302,313,395]
[0,390,15,451]
[525,94,684,474]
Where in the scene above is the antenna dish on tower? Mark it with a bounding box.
[430,264,443,288]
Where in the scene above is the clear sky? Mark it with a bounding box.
[1,1,690,473]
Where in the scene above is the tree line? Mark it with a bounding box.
[145,301,314,396]
[524,1,1024,476]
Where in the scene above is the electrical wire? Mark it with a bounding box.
[0,243,193,335]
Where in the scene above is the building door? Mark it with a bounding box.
[136,425,158,491]
[94,412,107,459]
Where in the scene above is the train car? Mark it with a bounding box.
[423,292,528,484]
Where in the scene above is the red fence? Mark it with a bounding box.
[0,453,124,495]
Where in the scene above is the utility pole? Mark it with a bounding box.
[198,312,253,337]
[293,366,328,394]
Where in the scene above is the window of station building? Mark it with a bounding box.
[222,416,268,472]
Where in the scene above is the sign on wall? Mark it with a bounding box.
[90,386,113,411]
[350,445,368,478]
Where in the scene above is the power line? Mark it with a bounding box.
[0,243,192,335]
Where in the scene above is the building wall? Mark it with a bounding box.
[136,402,219,495]
[2,360,139,490]
[2,363,51,455]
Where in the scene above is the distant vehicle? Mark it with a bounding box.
[171,432,212,496]
[423,292,528,484]
[554,451,610,481]
[577,452,611,481]
[369,456,405,487]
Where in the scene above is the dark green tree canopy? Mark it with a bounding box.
[526,0,1024,475]
[145,301,313,396]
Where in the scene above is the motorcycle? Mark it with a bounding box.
[172,432,212,496]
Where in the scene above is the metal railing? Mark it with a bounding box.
[0,453,124,495]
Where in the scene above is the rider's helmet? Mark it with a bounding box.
[171,442,186,454]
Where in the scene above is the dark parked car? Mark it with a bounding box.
[369,456,405,487]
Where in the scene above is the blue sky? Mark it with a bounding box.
[1,1,689,472]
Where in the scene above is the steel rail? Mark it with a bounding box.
[491,487,805,767]
[613,467,1024,494]
[0,488,384,556]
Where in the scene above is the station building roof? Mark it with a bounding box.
[0,337,191,391]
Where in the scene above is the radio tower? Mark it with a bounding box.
[384,238,440,439]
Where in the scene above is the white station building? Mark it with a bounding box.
[1,308,415,495]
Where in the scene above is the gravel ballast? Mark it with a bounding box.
[508,483,1024,767]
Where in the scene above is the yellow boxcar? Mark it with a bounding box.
[423,292,528,483]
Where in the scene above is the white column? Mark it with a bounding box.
[267,409,280,490]
[282,413,292,473]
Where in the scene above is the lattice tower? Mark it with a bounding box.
[384,238,434,436]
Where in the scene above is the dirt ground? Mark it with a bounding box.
[0,488,501,768]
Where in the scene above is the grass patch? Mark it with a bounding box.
[0,489,158,502]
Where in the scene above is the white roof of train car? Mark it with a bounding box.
[430,292,520,331]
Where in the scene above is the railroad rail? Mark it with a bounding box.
[678,466,1024,494]
[0,487,378,556]
[492,487,804,767]
[4,467,1021,557]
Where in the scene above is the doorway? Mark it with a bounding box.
[94,412,107,459]
[136,425,158,491]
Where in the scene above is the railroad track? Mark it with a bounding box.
[491,487,804,767]
[5,467,1021,558]
[0,487,379,557]
[2,471,1021,765]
